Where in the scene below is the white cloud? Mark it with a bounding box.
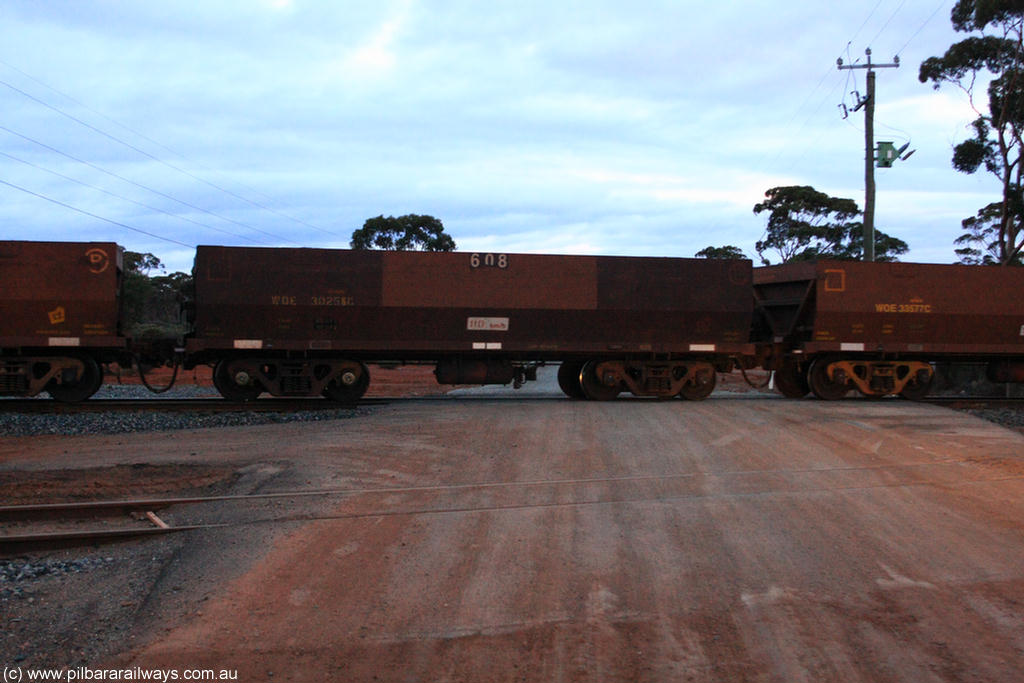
[323,1,413,86]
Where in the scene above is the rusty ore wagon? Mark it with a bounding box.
[0,241,125,401]
[186,246,754,401]
[754,260,1024,399]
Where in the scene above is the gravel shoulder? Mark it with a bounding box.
[3,368,1024,680]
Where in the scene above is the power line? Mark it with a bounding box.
[0,177,194,249]
[750,63,848,176]
[0,124,301,245]
[753,1,942,187]
[753,1,898,178]
[0,66,345,240]
[868,0,909,48]
[896,0,949,57]
[848,0,887,47]
[0,57,284,206]
[0,149,265,245]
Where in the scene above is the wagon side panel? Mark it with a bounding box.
[0,240,124,349]
[810,261,1024,355]
[189,247,753,358]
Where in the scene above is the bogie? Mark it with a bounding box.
[212,358,370,401]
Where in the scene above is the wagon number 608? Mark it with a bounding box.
[470,253,508,269]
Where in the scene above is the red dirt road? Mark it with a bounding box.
[80,392,1024,682]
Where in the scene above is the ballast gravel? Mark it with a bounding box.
[0,385,365,437]
[964,408,1024,429]
[2,383,1023,436]
[1,557,117,599]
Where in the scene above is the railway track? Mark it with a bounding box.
[922,396,1024,409]
[3,393,1023,414]
[0,394,582,414]
[0,397,391,413]
[5,455,1019,556]
[0,488,356,554]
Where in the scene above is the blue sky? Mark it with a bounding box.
[0,1,996,272]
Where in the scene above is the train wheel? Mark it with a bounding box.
[213,360,262,401]
[557,362,586,399]
[323,363,370,402]
[679,368,716,401]
[580,361,620,401]
[899,373,933,401]
[808,357,850,401]
[774,361,810,398]
[47,356,103,403]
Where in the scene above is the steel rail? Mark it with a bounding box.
[11,460,1024,555]
[0,524,219,554]
[0,397,389,413]
[4,455,1011,555]
[922,396,1024,409]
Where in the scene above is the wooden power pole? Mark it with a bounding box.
[837,48,900,262]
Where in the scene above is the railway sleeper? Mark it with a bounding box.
[591,360,717,400]
[214,357,369,401]
[824,359,933,398]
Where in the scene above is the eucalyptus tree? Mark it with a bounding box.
[753,185,907,265]
[350,214,457,251]
[920,0,1024,265]
[694,245,747,259]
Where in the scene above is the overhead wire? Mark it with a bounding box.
[848,0,888,47]
[841,43,862,114]
[833,1,937,155]
[0,57,318,216]
[0,177,193,249]
[760,1,923,194]
[0,124,301,245]
[896,0,949,58]
[0,149,265,245]
[0,76,335,242]
[748,0,953,255]
[750,63,843,175]
[753,3,894,178]
[861,1,951,161]
[778,76,851,175]
[868,0,909,49]
[0,63,346,245]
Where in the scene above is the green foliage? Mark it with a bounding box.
[350,214,456,251]
[694,245,747,259]
[122,251,192,338]
[753,186,907,265]
[919,0,1024,265]
[956,201,1024,263]
[124,251,162,274]
[837,224,910,263]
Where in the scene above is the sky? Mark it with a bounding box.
[0,0,1000,273]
